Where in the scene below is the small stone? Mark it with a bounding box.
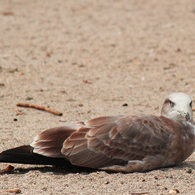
[46,51,52,57]
[26,97,33,100]
[5,165,14,172]
[2,11,14,15]
[169,189,180,194]
[154,176,158,180]
[78,64,85,67]
[83,80,92,84]
[186,168,192,173]
[0,83,5,87]
[9,67,18,73]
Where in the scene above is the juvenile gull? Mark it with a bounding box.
[0,92,195,172]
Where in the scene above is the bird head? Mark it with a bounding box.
[161,92,193,123]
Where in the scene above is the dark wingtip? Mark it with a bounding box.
[0,145,68,166]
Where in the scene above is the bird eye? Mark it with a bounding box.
[164,99,175,107]
[189,101,192,108]
[169,100,175,107]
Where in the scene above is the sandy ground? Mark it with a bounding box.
[0,0,195,194]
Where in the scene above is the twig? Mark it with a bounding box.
[16,103,63,116]
[1,188,21,194]
[193,108,195,111]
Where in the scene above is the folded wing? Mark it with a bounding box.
[61,115,174,169]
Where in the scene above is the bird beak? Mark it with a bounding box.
[177,110,191,122]
[185,112,191,122]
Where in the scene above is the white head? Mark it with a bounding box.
[161,92,193,123]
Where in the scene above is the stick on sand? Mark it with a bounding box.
[17,103,63,116]
[1,188,21,194]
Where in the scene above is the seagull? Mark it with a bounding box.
[0,92,195,172]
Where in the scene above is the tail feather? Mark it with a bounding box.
[0,145,68,166]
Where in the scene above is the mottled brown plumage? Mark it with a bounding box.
[0,93,195,172]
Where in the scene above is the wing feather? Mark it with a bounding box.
[31,126,78,157]
[31,115,176,169]
[61,115,175,169]
[86,115,124,127]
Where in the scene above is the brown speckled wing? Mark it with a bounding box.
[61,115,175,169]
[31,126,77,158]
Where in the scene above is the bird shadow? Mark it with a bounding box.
[7,163,99,175]
[2,160,195,175]
[158,161,195,172]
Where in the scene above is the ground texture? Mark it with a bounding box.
[0,0,195,194]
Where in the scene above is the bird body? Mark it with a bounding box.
[0,92,195,172]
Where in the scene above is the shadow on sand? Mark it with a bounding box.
[1,160,195,175]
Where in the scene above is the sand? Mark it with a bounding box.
[0,0,195,194]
